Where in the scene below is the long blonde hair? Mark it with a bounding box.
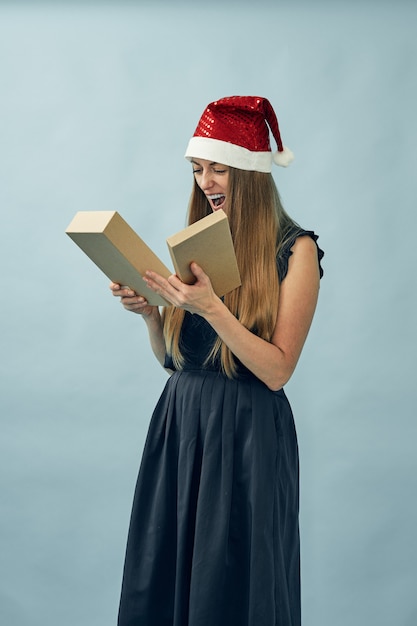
[162,167,298,377]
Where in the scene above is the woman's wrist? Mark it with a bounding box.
[143,307,162,326]
[201,297,228,325]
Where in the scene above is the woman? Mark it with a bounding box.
[112,96,324,626]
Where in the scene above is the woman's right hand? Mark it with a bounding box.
[110,283,158,318]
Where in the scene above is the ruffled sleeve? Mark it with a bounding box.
[276,229,324,282]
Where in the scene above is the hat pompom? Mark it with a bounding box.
[273,145,294,167]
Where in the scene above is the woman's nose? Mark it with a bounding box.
[200,170,214,190]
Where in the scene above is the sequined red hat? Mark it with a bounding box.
[185,96,294,172]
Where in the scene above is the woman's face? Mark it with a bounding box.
[191,158,229,212]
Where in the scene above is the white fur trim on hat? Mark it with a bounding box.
[185,137,273,173]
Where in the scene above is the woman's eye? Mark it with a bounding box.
[193,169,202,175]
[214,169,226,174]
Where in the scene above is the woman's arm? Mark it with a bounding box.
[143,236,320,390]
[205,236,320,389]
[110,284,170,370]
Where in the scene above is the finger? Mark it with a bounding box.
[121,295,147,306]
[167,273,183,289]
[143,272,173,296]
[112,285,136,297]
[142,276,178,308]
[189,262,211,286]
[190,262,205,278]
[144,270,169,286]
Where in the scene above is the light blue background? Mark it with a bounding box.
[1,1,416,625]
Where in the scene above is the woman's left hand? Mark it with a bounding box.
[143,262,220,316]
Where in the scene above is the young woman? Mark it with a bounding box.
[112,96,324,626]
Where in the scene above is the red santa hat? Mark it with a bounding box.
[185,96,294,173]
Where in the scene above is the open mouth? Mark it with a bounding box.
[208,194,226,210]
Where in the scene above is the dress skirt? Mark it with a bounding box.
[118,369,301,626]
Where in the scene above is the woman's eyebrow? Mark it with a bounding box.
[191,160,219,166]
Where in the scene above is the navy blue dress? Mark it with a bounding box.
[118,230,324,626]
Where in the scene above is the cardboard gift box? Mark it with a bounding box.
[66,209,241,306]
